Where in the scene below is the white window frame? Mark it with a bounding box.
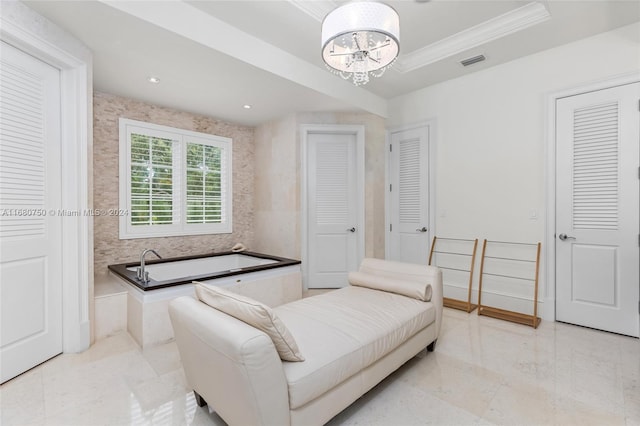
[119,118,232,239]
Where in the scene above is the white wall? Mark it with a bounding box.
[387,22,640,317]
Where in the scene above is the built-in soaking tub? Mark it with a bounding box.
[107,251,302,348]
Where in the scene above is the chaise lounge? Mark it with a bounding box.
[169,258,443,425]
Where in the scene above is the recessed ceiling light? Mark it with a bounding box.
[243,104,252,109]
[147,76,160,84]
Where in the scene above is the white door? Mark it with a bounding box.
[305,129,363,288]
[556,82,639,337]
[387,126,431,265]
[0,42,63,382]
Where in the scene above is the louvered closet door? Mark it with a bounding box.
[388,126,430,264]
[556,82,639,337]
[307,132,358,288]
[0,42,63,382]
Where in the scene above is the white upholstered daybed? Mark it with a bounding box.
[169,258,443,426]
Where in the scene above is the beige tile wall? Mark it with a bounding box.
[253,112,386,262]
[253,114,300,259]
[93,92,255,274]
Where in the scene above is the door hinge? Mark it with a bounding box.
[389,144,393,152]
[389,183,392,192]
[390,224,392,232]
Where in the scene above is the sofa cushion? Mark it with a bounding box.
[194,283,305,362]
[348,271,432,301]
[274,286,435,409]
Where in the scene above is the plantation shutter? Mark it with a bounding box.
[129,132,177,227]
[119,118,232,238]
[186,140,226,224]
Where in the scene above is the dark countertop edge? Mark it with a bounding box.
[107,251,301,292]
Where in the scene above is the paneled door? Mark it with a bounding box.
[556,82,639,337]
[0,42,63,382]
[304,127,364,288]
[387,125,431,265]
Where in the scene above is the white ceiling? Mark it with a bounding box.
[24,1,640,126]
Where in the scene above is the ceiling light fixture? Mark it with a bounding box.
[321,2,400,86]
[147,76,160,84]
[243,104,252,109]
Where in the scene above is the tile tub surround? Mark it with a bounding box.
[2,308,638,426]
[93,91,256,274]
[94,275,128,340]
[116,265,302,348]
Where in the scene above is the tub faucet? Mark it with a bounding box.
[137,249,162,284]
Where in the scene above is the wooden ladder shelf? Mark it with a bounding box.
[477,240,542,328]
[428,236,479,313]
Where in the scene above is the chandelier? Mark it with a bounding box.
[321,2,400,86]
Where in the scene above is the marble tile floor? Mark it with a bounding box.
[2,307,638,426]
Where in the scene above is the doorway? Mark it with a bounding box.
[0,2,92,383]
[0,41,63,382]
[386,123,434,265]
[301,125,365,289]
[554,82,639,337]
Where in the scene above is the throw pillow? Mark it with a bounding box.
[194,283,305,362]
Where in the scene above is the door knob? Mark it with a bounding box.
[347,227,356,232]
[416,227,427,233]
[558,233,576,241]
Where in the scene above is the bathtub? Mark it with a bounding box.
[107,251,302,347]
[108,251,299,291]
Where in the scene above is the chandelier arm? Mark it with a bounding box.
[329,52,357,57]
[353,33,362,52]
[367,41,392,52]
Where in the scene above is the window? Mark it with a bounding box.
[119,118,232,239]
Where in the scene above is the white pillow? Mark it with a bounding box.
[194,283,305,362]
[348,271,432,301]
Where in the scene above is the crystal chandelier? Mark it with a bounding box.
[321,2,400,86]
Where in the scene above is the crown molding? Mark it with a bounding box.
[395,1,551,73]
[288,0,337,22]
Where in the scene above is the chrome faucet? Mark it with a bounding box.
[137,249,162,284]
